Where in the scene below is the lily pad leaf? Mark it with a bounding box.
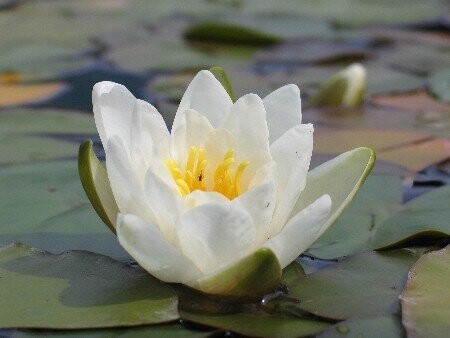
[0,243,178,329]
[0,160,127,261]
[401,246,450,338]
[429,68,450,103]
[79,139,119,233]
[373,185,450,250]
[0,82,66,107]
[184,22,281,47]
[193,248,282,299]
[286,249,425,320]
[317,315,405,338]
[307,174,402,259]
[181,309,331,338]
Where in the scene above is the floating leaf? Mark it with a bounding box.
[0,108,96,165]
[429,68,450,103]
[0,243,178,329]
[307,174,403,259]
[401,246,450,338]
[0,82,66,107]
[14,323,213,338]
[373,186,450,249]
[209,66,236,102]
[0,160,127,260]
[181,309,330,338]
[286,249,425,320]
[184,22,281,46]
[317,315,405,338]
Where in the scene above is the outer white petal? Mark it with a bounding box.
[105,136,155,224]
[93,81,136,150]
[145,169,185,245]
[176,203,256,274]
[117,213,202,283]
[174,70,233,129]
[268,123,314,236]
[263,84,302,144]
[130,99,170,183]
[222,93,270,157]
[170,109,213,166]
[264,194,332,268]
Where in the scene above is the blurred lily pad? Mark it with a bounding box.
[0,160,127,260]
[307,174,403,259]
[0,82,66,107]
[286,249,425,320]
[401,246,450,338]
[0,108,96,164]
[184,22,281,46]
[317,315,404,338]
[0,43,93,81]
[429,68,450,103]
[0,243,178,329]
[372,185,450,249]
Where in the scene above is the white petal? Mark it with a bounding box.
[170,109,213,166]
[174,70,233,129]
[176,203,256,274]
[117,213,201,283]
[184,190,230,209]
[290,147,375,239]
[93,81,136,150]
[145,169,185,244]
[130,99,170,182]
[264,195,332,268]
[233,172,276,247]
[222,93,269,157]
[263,84,302,144]
[105,136,156,224]
[268,124,314,236]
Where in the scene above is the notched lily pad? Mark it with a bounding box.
[285,249,426,320]
[0,243,179,329]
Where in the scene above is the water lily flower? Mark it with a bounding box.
[79,69,374,297]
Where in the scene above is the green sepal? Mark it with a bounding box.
[209,66,237,102]
[78,140,119,234]
[311,63,366,108]
[192,248,282,300]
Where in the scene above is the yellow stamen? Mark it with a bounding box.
[165,147,249,200]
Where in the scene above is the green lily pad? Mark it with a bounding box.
[0,134,79,165]
[181,309,331,338]
[0,243,178,329]
[0,108,96,134]
[209,66,237,102]
[307,174,403,259]
[15,323,213,338]
[0,160,127,260]
[184,22,281,46]
[286,249,425,320]
[0,108,97,165]
[317,315,405,338]
[372,185,450,249]
[401,246,450,338]
[429,68,450,103]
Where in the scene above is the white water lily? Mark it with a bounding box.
[80,69,374,297]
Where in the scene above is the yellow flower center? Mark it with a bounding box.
[165,146,249,200]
